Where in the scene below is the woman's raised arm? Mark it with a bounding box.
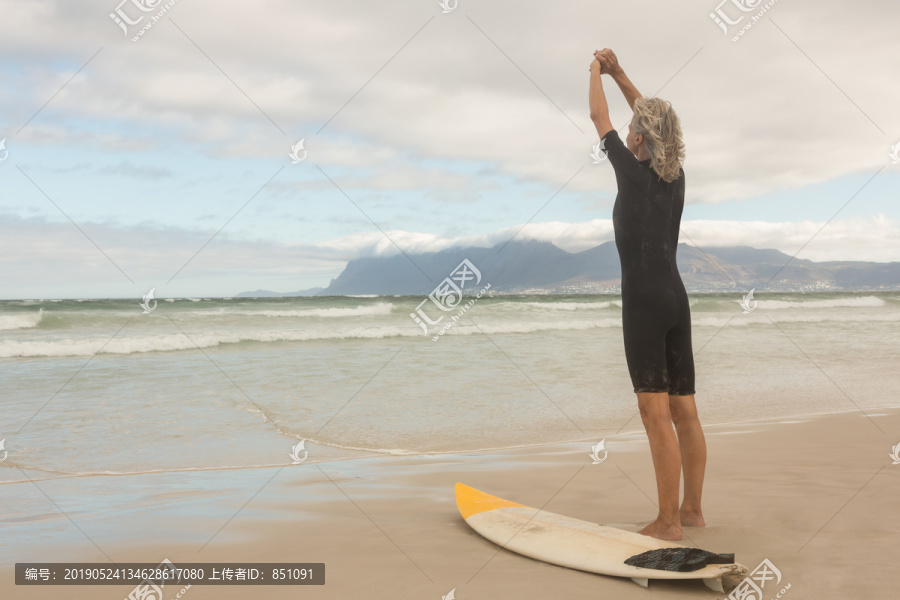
[589,58,614,139]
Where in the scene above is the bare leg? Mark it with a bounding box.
[636,392,682,541]
[669,394,706,527]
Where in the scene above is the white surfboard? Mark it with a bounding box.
[455,482,747,590]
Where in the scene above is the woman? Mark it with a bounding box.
[589,49,707,541]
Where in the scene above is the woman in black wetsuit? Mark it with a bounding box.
[589,49,707,541]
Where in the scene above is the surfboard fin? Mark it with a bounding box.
[630,577,649,588]
[703,577,724,592]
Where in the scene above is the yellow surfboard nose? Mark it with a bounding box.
[455,482,526,520]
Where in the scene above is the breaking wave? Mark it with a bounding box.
[0,310,43,331]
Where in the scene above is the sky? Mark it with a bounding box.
[1,0,899,299]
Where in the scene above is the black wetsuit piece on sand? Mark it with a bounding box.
[602,129,695,395]
[624,547,735,572]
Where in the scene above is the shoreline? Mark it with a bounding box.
[1,404,894,487]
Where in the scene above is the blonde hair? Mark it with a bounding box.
[632,97,685,183]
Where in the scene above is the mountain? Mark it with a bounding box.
[235,287,324,298]
[311,240,900,295]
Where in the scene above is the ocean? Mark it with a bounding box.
[1,292,898,559]
[2,291,898,464]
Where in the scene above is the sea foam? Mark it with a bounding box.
[0,310,43,331]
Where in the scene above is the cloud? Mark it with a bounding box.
[311,216,900,263]
[3,212,898,297]
[1,0,898,204]
[0,213,345,298]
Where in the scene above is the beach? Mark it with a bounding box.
[2,409,898,599]
[2,293,899,598]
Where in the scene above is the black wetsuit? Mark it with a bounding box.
[602,129,695,395]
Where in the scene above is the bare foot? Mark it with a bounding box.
[638,518,682,541]
[680,509,706,527]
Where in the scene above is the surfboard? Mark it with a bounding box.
[455,482,747,590]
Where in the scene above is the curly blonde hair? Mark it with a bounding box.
[631,97,685,183]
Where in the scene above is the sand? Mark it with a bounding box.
[3,408,899,599]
